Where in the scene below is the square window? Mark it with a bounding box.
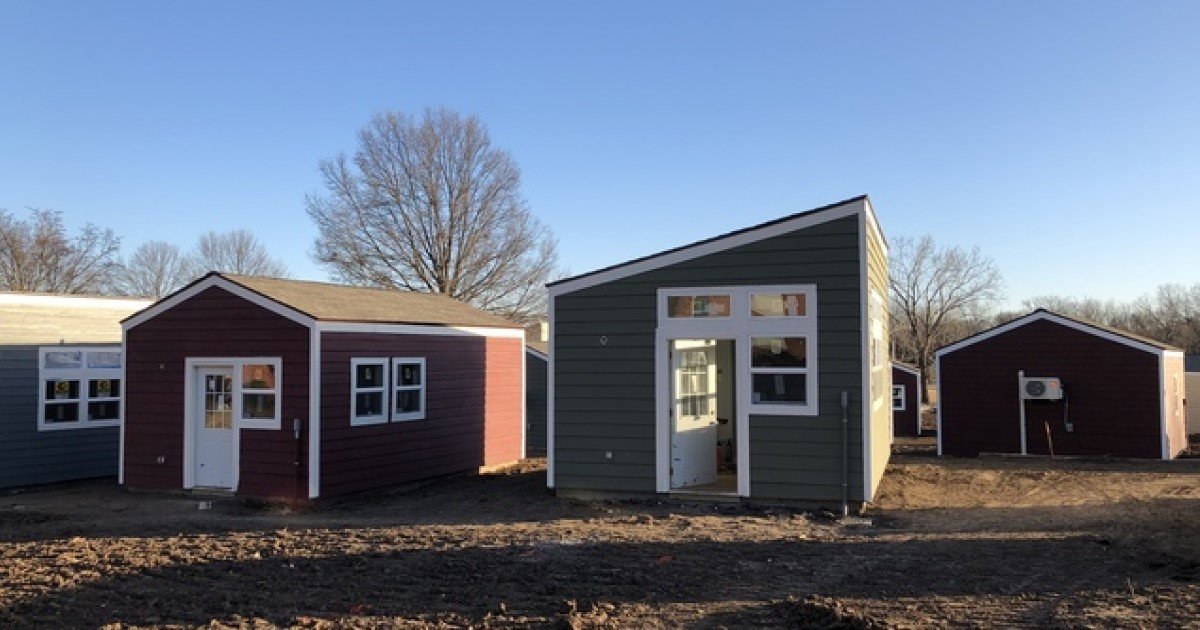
[45,402,80,423]
[751,337,807,368]
[45,379,80,401]
[89,379,120,399]
[242,393,276,419]
[356,363,384,388]
[355,391,384,418]
[242,364,276,390]
[397,363,421,387]
[88,401,120,421]
[395,389,421,414]
[751,373,807,404]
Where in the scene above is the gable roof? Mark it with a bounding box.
[891,361,921,377]
[935,308,1181,358]
[547,195,880,296]
[124,272,519,330]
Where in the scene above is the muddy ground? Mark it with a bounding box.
[2,444,1199,628]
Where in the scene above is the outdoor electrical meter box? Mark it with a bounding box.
[1020,376,1064,400]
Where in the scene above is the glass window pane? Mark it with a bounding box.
[44,350,83,369]
[667,295,730,318]
[88,401,120,421]
[751,337,807,368]
[752,373,807,404]
[45,379,80,401]
[751,293,807,317]
[45,402,80,423]
[242,363,277,390]
[356,363,384,388]
[87,351,122,369]
[242,393,276,419]
[88,379,121,399]
[397,363,422,386]
[355,391,384,417]
[395,389,421,414]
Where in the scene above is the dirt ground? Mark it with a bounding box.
[2,445,1200,629]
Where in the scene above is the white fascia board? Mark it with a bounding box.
[548,199,866,297]
[315,322,524,338]
[935,311,1170,358]
[891,362,921,377]
[0,293,152,310]
[862,197,889,257]
[122,275,313,330]
[308,329,322,498]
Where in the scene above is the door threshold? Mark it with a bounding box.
[667,489,742,502]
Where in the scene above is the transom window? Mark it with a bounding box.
[38,346,123,431]
[659,285,819,416]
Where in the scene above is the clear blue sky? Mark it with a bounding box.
[3,1,1198,307]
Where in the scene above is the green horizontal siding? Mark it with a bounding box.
[554,215,867,500]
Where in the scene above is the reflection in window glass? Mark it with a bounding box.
[395,389,420,414]
[751,293,806,317]
[750,337,807,368]
[87,351,122,369]
[88,401,121,421]
[667,295,731,318]
[752,373,807,404]
[356,392,384,417]
[44,351,83,370]
[89,379,120,399]
[242,393,277,419]
[242,364,277,390]
[397,363,421,386]
[45,379,80,401]
[356,363,384,388]
[45,402,80,423]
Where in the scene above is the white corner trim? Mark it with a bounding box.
[935,354,943,456]
[308,329,321,499]
[124,275,313,330]
[859,208,873,502]
[119,332,127,484]
[936,310,1172,358]
[520,341,527,460]
[546,301,556,489]
[1159,354,1169,460]
[315,321,524,338]
[548,198,867,297]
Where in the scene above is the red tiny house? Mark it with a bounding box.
[121,273,525,501]
[936,310,1187,460]
[891,362,921,437]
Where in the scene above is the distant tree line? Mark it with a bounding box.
[1013,287,1200,354]
[0,207,289,298]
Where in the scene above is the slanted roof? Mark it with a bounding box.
[935,308,1181,358]
[547,195,880,296]
[0,293,152,344]
[124,272,520,329]
[891,361,921,377]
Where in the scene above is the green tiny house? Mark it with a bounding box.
[547,196,891,506]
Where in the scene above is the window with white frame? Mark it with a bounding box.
[38,346,123,431]
[658,284,820,416]
[239,359,282,429]
[892,384,905,411]
[391,358,426,421]
[350,358,388,426]
[869,290,889,409]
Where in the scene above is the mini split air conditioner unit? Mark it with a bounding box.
[1020,376,1064,401]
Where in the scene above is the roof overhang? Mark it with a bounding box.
[891,362,921,377]
[122,273,314,331]
[548,195,876,297]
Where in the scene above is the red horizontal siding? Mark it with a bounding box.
[939,319,1162,458]
[891,367,920,437]
[124,287,310,500]
[319,332,522,497]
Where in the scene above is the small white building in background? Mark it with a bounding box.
[1187,356,1200,436]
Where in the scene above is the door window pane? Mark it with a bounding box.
[751,337,807,368]
[752,373,807,404]
[751,293,807,317]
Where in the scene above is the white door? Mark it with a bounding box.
[195,367,235,489]
[671,341,718,489]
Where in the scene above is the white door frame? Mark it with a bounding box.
[183,358,241,491]
[656,331,749,496]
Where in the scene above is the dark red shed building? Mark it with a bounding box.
[936,309,1187,460]
[891,362,922,437]
[120,273,525,501]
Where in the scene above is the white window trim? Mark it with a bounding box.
[38,345,123,432]
[350,357,389,426]
[236,358,283,430]
[869,290,888,412]
[391,357,427,422]
[892,384,906,411]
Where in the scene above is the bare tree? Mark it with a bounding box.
[890,235,1004,397]
[0,208,121,294]
[190,230,289,277]
[306,108,558,322]
[117,241,191,298]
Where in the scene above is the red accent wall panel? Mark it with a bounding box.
[123,287,310,499]
[319,332,522,497]
[939,319,1162,458]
